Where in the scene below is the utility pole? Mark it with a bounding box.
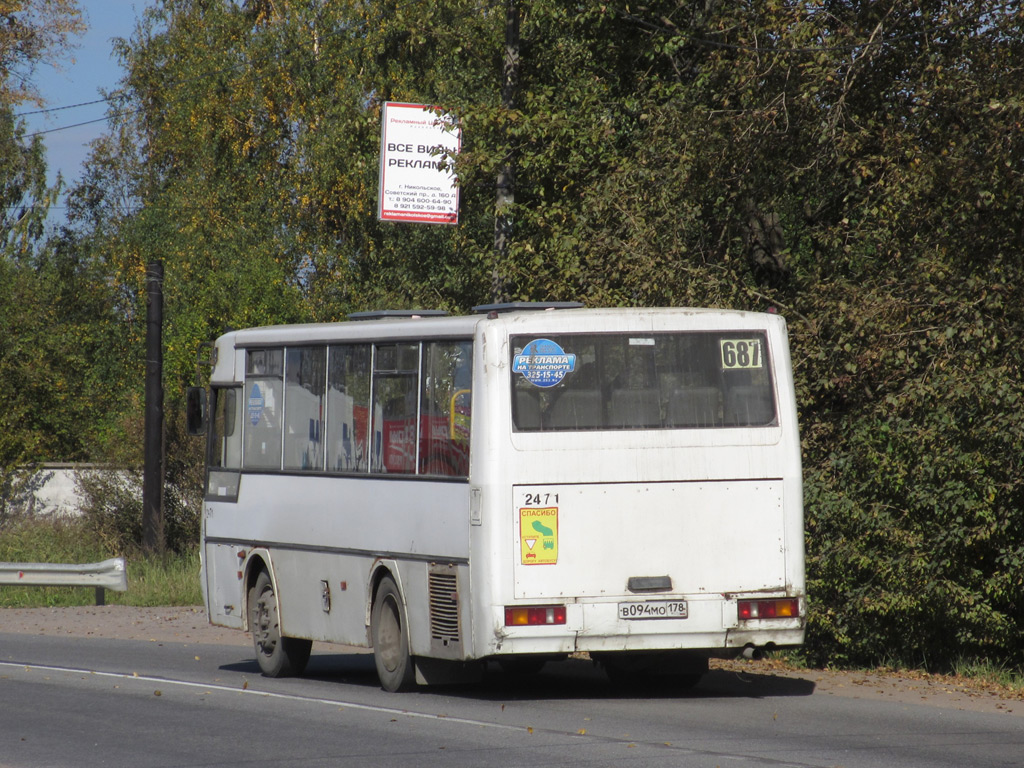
[142,260,165,555]
[492,0,519,303]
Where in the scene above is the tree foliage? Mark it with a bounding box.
[0,0,84,105]
[0,0,124,465]
[15,0,1024,669]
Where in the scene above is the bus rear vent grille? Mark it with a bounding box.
[428,571,460,644]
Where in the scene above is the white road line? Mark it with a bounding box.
[0,660,525,732]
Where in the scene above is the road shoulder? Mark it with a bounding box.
[3,605,1020,716]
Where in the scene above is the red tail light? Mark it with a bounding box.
[504,605,567,626]
[738,598,800,620]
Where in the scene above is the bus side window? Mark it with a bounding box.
[373,343,419,474]
[207,387,242,500]
[283,346,326,472]
[420,341,472,476]
[327,344,372,473]
[243,348,284,470]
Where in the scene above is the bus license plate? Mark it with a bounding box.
[618,600,688,620]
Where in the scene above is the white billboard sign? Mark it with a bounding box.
[378,102,461,225]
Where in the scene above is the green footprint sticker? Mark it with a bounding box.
[532,520,554,537]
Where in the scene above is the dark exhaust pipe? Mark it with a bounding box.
[742,644,764,661]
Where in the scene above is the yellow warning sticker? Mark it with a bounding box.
[520,507,558,565]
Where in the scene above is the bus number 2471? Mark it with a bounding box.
[523,492,559,506]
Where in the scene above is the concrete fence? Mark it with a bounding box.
[0,557,128,605]
[2,463,109,518]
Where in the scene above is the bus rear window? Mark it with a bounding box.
[510,332,776,431]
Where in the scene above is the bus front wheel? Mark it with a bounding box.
[249,570,312,677]
[371,575,416,692]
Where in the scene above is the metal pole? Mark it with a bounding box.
[143,261,165,555]
[492,0,519,303]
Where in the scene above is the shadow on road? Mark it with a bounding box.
[220,651,816,702]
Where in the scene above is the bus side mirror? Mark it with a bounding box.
[186,387,208,436]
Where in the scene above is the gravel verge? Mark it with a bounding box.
[0,605,248,646]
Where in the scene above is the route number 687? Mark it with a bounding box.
[720,339,763,369]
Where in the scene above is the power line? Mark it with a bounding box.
[27,110,140,137]
[15,96,120,118]
[16,63,243,138]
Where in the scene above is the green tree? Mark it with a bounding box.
[1,0,84,256]
[0,0,84,106]
[0,0,91,465]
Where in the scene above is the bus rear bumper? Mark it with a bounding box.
[487,598,805,657]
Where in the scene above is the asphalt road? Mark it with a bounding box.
[1,631,1022,768]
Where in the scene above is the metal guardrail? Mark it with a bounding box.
[0,557,128,605]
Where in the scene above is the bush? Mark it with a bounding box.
[76,469,144,554]
[796,269,1024,672]
[75,404,204,555]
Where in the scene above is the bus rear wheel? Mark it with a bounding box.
[371,575,416,692]
[249,570,312,677]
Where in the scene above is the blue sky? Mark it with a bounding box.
[22,1,154,216]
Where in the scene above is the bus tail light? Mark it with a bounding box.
[737,598,800,620]
[505,605,566,626]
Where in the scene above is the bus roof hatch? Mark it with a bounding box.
[472,301,584,314]
[347,310,450,321]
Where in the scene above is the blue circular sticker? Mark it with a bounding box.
[248,383,264,426]
[513,339,577,388]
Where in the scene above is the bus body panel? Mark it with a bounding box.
[510,480,788,599]
[203,474,470,646]
[206,474,471,561]
[203,540,245,629]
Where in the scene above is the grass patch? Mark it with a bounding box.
[769,648,809,669]
[951,657,1024,693]
[0,516,202,608]
[120,549,203,607]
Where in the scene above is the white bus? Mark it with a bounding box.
[188,305,805,691]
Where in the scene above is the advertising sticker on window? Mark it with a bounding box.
[512,339,577,388]
[248,383,264,426]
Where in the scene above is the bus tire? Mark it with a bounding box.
[249,569,312,677]
[371,575,416,692]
